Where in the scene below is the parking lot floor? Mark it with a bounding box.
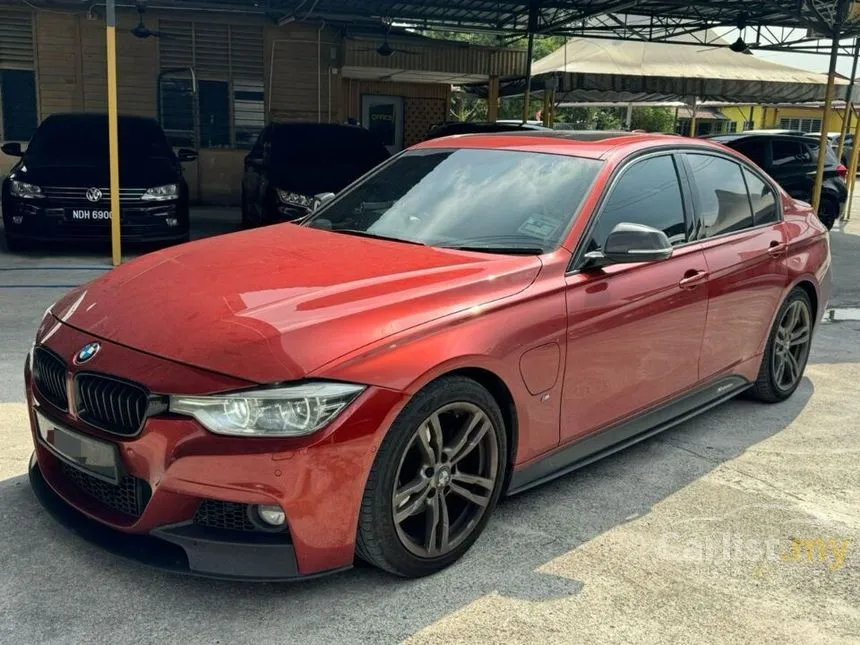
[0,209,858,644]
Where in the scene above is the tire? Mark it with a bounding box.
[749,288,814,403]
[355,376,508,577]
[817,198,838,230]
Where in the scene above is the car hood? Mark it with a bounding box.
[51,225,541,384]
[14,157,179,188]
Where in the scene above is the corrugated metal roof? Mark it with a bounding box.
[25,1,860,37]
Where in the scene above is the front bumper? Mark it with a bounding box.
[26,322,408,580]
[3,197,189,243]
[29,453,343,580]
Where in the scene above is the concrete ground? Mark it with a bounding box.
[0,209,858,644]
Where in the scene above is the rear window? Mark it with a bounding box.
[270,125,389,165]
[27,116,174,161]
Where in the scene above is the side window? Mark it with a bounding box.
[733,139,767,169]
[687,154,754,237]
[772,140,808,167]
[587,155,687,252]
[743,170,779,225]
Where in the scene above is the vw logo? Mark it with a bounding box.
[74,342,100,364]
[85,187,102,203]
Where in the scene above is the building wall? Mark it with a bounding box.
[0,5,490,204]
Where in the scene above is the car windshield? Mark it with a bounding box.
[304,148,602,253]
[26,116,175,161]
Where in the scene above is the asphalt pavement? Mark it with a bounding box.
[0,209,858,644]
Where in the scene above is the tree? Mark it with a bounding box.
[631,107,676,133]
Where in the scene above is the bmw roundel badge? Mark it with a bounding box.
[75,342,100,364]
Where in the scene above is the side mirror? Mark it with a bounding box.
[177,148,198,162]
[584,222,674,267]
[1,142,23,157]
[312,192,336,211]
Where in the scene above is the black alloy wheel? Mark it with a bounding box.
[356,377,507,577]
[750,288,814,402]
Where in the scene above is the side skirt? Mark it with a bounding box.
[506,375,751,496]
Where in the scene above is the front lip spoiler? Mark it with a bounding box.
[28,453,350,582]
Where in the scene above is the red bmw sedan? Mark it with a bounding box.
[26,132,831,580]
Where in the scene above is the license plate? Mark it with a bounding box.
[36,411,120,484]
[67,209,112,221]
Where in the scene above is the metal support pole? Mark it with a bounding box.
[813,35,842,213]
[521,31,535,123]
[487,75,499,122]
[521,1,538,124]
[625,103,633,130]
[837,39,860,162]
[689,97,698,137]
[106,0,122,266]
[748,105,755,130]
[846,106,860,222]
[548,88,556,127]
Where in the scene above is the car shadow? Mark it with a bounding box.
[0,380,813,644]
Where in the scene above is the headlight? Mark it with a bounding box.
[276,189,314,208]
[141,184,179,201]
[9,180,44,199]
[169,382,365,437]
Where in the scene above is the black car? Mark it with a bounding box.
[710,133,847,229]
[424,120,550,141]
[241,122,390,226]
[1,113,196,252]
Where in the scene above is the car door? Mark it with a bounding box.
[560,153,709,444]
[242,126,268,219]
[682,152,788,379]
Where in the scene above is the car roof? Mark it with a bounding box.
[42,112,160,126]
[413,130,722,160]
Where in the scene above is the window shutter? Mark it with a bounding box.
[158,20,193,70]
[229,25,264,81]
[194,23,230,79]
[0,10,35,70]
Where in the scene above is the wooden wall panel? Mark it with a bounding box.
[265,23,341,123]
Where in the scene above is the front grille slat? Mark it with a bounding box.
[32,348,69,411]
[75,374,150,437]
[42,186,148,203]
[59,461,151,518]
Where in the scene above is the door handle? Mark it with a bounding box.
[679,270,709,289]
[768,241,788,257]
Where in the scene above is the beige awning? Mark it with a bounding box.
[496,37,849,104]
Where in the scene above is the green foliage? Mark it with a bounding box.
[630,107,676,133]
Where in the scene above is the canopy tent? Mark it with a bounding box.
[486,37,850,104]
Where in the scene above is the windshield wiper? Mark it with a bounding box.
[441,245,545,255]
[330,229,427,246]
